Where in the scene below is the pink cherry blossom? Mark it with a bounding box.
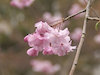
[68,4,84,18]
[27,48,39,56]
[24,21,76,56]
[43,12,70,29]
[10,0,35,9]
[45,28,76,56]
[43,12,62,24]
[35,21,53,35]
[30,60,60,75]
[94,34,100,44]
[71,28,82,41]
[24,33,48,52]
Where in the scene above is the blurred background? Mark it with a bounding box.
[0,0,100,75]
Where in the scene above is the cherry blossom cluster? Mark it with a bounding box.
[30,60,60,74]
[24,21,76,56]
[10,0,35,9]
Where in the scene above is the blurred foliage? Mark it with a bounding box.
[0,0,100,75]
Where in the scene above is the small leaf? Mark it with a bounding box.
[95,21,100,31]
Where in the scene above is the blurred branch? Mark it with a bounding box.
[68,0,92,75]
[51,9,86,27]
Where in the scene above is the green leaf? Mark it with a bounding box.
[95,21,100,31]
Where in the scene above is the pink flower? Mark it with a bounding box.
[45,28,76,56]
[94,34,100,44]
[43,12,62,24]
[43,46,53,55]
[35,21,53,35]
[27,48,39,56]
[71,28,82,41]
[24,21,76,56]
[30,60,60,74]
[68,4,84,18]
[43,12,70,29]
[10,0,35,9]
[24,33,47,51]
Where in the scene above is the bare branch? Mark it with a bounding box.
[68,0,92,75]
[51,9,86,27]
[63,9,86,22]
[88,17,100,21]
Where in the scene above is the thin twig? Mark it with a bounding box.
[63,9,86,22]
[83,0,99,18]
[68,0,91,75]
[88,17,100,21]
[51,9,86,27]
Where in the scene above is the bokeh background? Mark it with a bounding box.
[0,0,100,75]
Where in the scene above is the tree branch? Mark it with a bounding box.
[68,0,92,75]
[51,9,86,27]
[63,9,86,22]
[88,17,100,21]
